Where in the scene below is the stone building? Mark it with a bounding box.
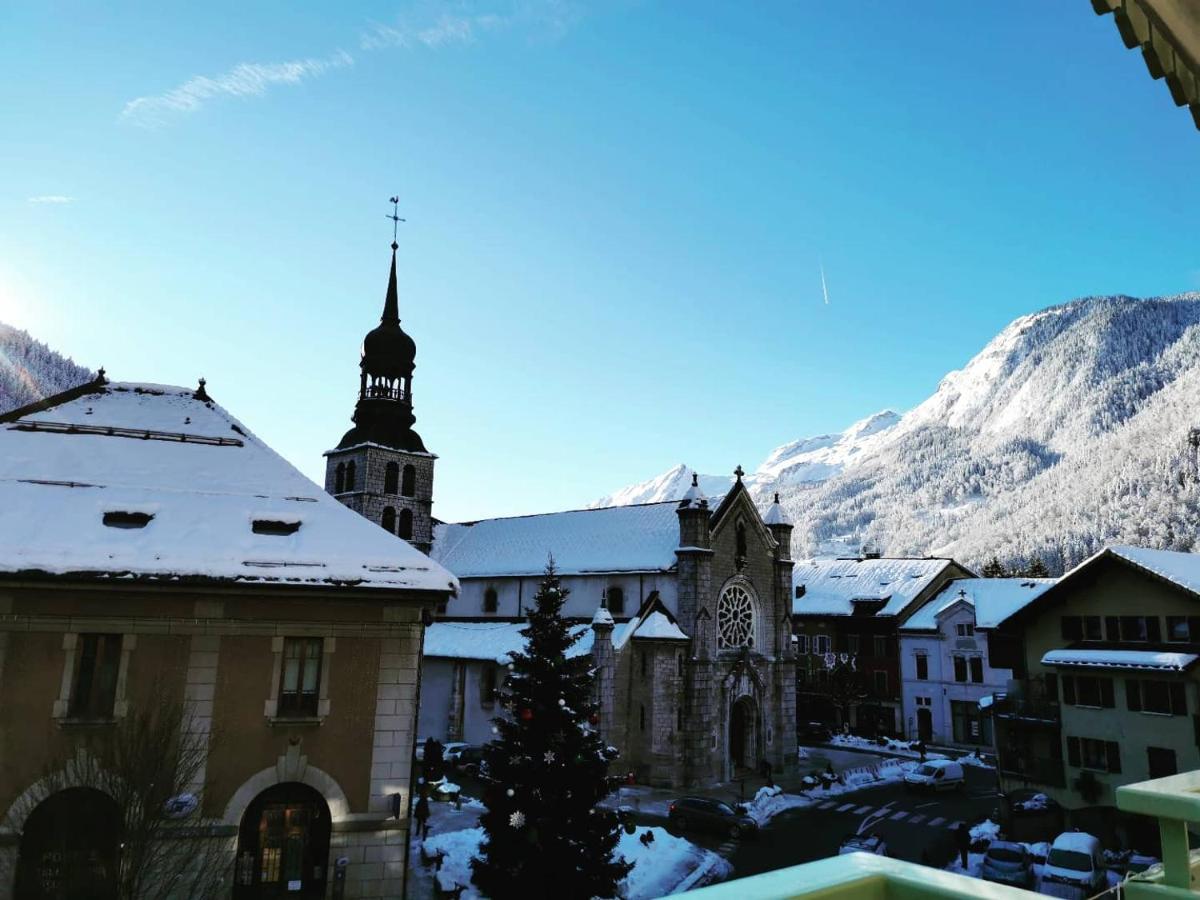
[324,239,436,555]
[0,376,456,900]
[417,477,799,787]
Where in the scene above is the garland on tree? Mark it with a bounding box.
[471,562,631,899]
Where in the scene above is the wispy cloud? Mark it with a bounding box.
[27,195,74,204]
[361,12,502,50]
[121,50,353,128]
[361,1,580,50]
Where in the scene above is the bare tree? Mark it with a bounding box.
[7,689,229,899]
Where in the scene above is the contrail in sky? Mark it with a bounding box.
[820,262,829,305]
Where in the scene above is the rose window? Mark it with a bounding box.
[717,585,755,649]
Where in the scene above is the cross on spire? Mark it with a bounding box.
[386,196,405,250]
[734,464,745,481]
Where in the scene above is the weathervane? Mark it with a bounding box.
[386,196,405,249]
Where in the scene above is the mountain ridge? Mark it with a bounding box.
[0,322,92,415]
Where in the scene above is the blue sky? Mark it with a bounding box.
[2,1,1197,522]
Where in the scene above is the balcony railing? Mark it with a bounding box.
[997,756,1066,789]
[992,696,1060,724]
[681,769,1200,899]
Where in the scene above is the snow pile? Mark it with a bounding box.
[419,825,729,899]
[1042,647,1198,672]
[745,785,810,825]
[957,751,995,769]
[1013,793,1050,812]
[829,734,948,760]
[970,820,1002,844]
[617,827,731,898]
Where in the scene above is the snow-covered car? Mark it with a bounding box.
[1039,832,1106,898]
[980,841,1033,888]
[442,742,470,764]
[838,833,887,856]
[668,797,757,840]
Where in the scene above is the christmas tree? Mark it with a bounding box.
[471,563,631,899]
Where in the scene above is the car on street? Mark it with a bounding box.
[838,833,888,856]
[903,759,965,792]
[442,742,470,764]
[454,745,488,777]
[1038,832,1106,898]
[798,721,833,742]
[980,840,1033,888]
[668,797,758,840]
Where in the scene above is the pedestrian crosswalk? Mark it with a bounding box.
[810,798,963,832]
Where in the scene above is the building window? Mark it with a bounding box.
[951,699,991,745]
[915,654,928,681]
[401,464,417,497]
[796,634,809,655]
[952,655,967,682]
[334,462,345,493]
[381,507,396,533]
[607,586,625,616]
[481,666,497,706]
[483,588,498,613]
[1062,675,1115,708]
[955,623,975,637]
[1067,736,1121,773]
[847,634,860,655]
[344,461,357,491]
[384,461,399,494]
[873,635,888,658]
[969,657,983,684]
[813,634,831,655]
[278,638,323,718]
[1166,616,1200,642]
[1126,679,1186,715]
[1148,746,1178,779]
[873,670,888,695]
[717,583,756,649]
[1061,616,1103,641]
[1120,616,1160,642]
[398,508,414,540]
[69,634,122,719]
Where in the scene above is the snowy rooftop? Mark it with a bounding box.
[793,557,957,617]
[0,381,457,594]
[1098,545,1200,597]
[431,502,681,578]
[423,621,594,663]
[631,610,689,641]
[903,578,1056,631]
[1042,649,1199,672]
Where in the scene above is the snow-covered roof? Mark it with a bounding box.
[1102,545,1200,597]
[423,621,594,663]
[902,578,1056,631]
[431,502,681,578]
[631,610,689,641]
[591,604,615,627]
[0,382,457,594]
[1041,649,1199,672]
[763,494,792,527]
[793,557,957,617]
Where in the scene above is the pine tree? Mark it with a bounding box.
[1022,557,1052,578]
[471,563,631,900]
[981,556,1007,578]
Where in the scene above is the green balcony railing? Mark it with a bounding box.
[1117,769,1200,897]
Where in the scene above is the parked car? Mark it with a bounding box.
[1038,832,1106,898]
[980,840,1033,888]
[442,742,470,764]
[903,759,965,792]
[668,797,758,840]
[454,746,488,778]
[838,833,887,856]
[798,721,832,742]
[995,789,1064,844]
[1125,854,1160,877]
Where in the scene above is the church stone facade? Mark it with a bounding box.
[328,242,798,788]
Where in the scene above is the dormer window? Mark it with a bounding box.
[252,520,301,536]
[102,511,153,529]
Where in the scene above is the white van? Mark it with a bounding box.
[903,758,965,791]
[1038,832,1106,898]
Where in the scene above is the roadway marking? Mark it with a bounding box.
[836,803,855,812]
[945,820,963,830]
[928,816,946,827]
[857,801,895,835]
[852,805,873,815]
[908,814,926,824]
[915,801,938,809]
[818,801,838,810]
[889,810,909,821]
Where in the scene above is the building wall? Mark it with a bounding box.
[1009,558,1200,810]
[325,446,436,552]
[900,603,1010,746]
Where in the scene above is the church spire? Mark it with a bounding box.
[382,243,400,326]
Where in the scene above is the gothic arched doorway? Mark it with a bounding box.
[14,787,122,900]
[729,695,758,773]
[233,783,332,899]
[917,707,933,743]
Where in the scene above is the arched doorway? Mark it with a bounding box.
[917,707,933,743]
[729,696,758,773]
[14,787,122,900]
[233,783,331,899]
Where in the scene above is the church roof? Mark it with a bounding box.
[793,556,963,618]
[0,380,457,594]
[431,502,681,578]
[423,620,596,663]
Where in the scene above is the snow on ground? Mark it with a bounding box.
[969,819,1002,843]
[746,785,810,826]
[418,824,728,898]
[828,734,996,768]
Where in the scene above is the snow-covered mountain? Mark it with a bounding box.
[593,294,1200,573]
[0,322,92,414]
[588,464,734,508]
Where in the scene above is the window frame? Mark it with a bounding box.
[397,508,414,540]
[968,656,984,684]
[383,461,399,495]
[915,653,929,681]
[401,464,417,497]
[68,633,123,719]
[265,636,334,722]
[277,637,324,718]
[607,586,625,616]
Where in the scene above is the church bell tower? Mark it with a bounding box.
[324,206,435,554]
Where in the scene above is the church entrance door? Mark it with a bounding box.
[729,696,758,773]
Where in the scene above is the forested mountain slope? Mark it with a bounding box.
[0,322,92,414]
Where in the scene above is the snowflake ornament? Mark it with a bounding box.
[510,755,523,766]
[557,698,566,706]
[543,750,556,764]
[509,810,525,828]
[506,788,515,797]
